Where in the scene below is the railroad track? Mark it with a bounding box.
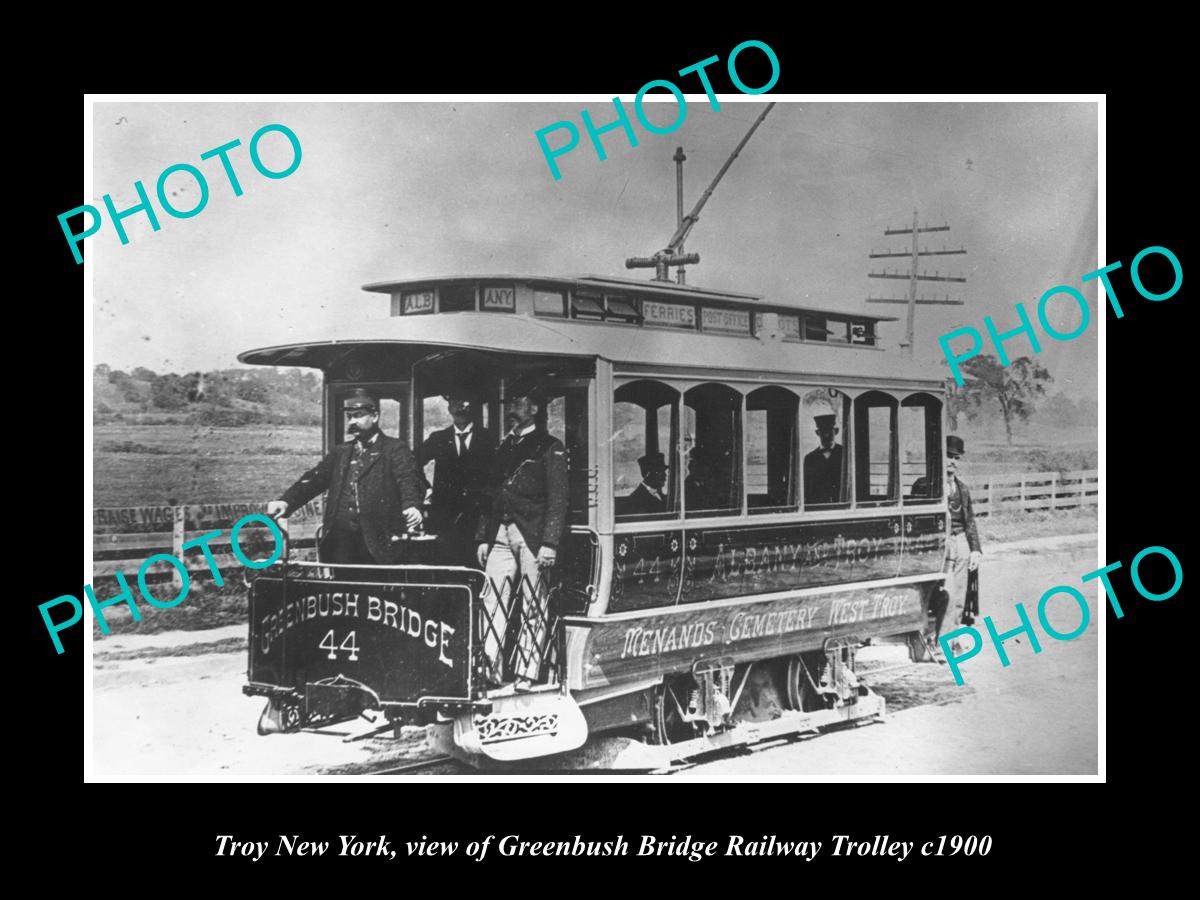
[371,755,468,776]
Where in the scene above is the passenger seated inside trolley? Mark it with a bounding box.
[623,452,668,515]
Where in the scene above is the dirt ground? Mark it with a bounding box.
[90,535,1099,779]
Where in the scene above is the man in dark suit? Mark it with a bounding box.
[475,379,569,691]
[267,389,424,565]
[930,435,983,654]
[684,449,721,513]
[803,413,844,506]
[624,452,669,516]
[419,394,495,566]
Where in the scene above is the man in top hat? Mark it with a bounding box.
[624,451,669,515]
[419,393,495,566]
[803,413,844,506]
[475,378,569,691]
[267,389,424,565]
[932,434,983,653]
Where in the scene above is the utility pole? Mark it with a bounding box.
[866,210,967,356]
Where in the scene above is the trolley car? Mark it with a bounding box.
[240,272,949,765]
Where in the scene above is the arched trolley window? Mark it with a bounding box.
[800,388,852,510]
[613,380,679,523]
[684,383,743,518]
[901,393,944,503]
[854,390,899,506]
[746,386,799,514]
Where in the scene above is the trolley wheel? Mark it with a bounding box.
[648,676,702,745]
[783,653,825,713]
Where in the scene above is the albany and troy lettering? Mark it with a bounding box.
[706,535,893,583]
[258,590,456,667]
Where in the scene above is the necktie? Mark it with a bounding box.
[456,433,465,456]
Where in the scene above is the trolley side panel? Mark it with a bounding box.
[576,581,932,689]
[610,514,944,612]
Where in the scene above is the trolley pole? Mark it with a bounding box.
[674,146,687,285]
[627,103,774,283]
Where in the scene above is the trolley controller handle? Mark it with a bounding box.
[268,511,292,563]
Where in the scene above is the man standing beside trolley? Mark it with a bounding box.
[267,389,424,565]
[934,435,982,654]
[475,378,569,692]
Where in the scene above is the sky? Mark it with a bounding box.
[91,99,1098,400]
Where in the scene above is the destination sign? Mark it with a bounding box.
[401,291,435,315]
[642,300,696,329]
[701,307,751,334]
[482,285,515,311]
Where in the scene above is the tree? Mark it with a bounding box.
[150,373,189,410]
[132,366,158,382]
[235,374,270,404]
[956,354,1053,444]
[1039,392,1080,427]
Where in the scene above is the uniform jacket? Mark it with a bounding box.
[949,477,982,554]
[476,427,569,554]
[279,432,423,564]
[418,425,495,533]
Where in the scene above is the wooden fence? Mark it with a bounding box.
[92,499,324,583]
[969,469,1098,517]
[91,470,1097,582]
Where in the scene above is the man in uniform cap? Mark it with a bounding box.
[624,451,669,515]
[931,434,982,654]
[475,377,569,692]
[803,412,844,506]
[419,392,495,566]
[267,389,424,566]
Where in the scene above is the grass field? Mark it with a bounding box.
[94,424,323,507]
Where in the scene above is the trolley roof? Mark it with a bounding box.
[239,274,939,385]
[359,273,898,324]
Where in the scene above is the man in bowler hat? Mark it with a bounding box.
[932,435,983,653]
[475,378,569,692]
[419,393,495,566]
[267,389,424,565]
